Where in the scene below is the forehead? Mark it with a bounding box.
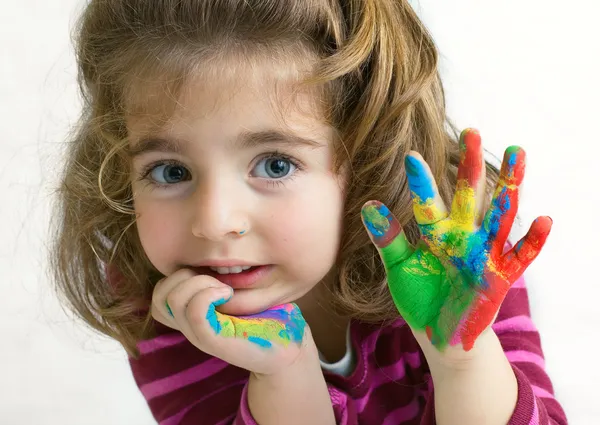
[124,55,331,140]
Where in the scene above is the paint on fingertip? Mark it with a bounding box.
[501,146,525,184]
[362,202,401,248]
[206,289,233,335]
[362,202,390,238]
[166,301,174,318]
[206,303,222,334]
[405,155,435,201]
[214,287,233,305]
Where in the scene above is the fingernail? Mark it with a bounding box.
[460,128,480,142]
[165,301,174,318]
[213,287,233,306]
[362,201,390,237]
[362,201,399,248]
[404,155,421,177]
[501,146,526,185]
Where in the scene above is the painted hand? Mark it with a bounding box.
[361,129,552,352]
[151,269,307,375]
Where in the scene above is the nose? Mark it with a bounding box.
[190,178,248,241]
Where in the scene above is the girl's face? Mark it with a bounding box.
[128,69,345,316]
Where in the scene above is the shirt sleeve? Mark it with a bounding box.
[128,322,248,425]
[234,381,358,425]
[129,322,356,425]
[493,274,568,425]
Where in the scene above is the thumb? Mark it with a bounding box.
[361,201,414,268]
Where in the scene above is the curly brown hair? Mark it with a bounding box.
[50,0,499,357]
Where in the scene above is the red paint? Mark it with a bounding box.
[457,129,483,188]
[461,214,551,350]
[501,148,526,186]
[502,216,552,282]
[461,271,508,350]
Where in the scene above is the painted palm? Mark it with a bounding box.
[362,129,552,351]
[207,301,305,348]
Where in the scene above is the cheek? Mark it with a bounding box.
[266,182,344,272]
[134,200,182,271]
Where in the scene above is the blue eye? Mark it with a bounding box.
[148,163,190,184]
[253,156,296,179]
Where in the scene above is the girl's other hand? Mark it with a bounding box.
[151,269,309,375]
[361,128,552,353]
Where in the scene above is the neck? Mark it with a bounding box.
[296,278,350,363]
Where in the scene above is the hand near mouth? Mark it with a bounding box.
[151,268,309,375]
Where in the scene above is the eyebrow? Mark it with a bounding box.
[128,129,323,158]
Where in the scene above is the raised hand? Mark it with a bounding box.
[152,269,307,375]
[361,128,552,351]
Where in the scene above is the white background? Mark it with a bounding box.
[1,0,598,423]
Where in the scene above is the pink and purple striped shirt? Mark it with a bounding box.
[128,275,568,424]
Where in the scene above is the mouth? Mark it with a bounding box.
[189,265,273,289]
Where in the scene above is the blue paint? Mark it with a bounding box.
[465,238,488,289]
[239,230,246,235]
[206,292,232,335]
[483,187,510,239]
[362,204,391,237]
[378,204,390,216]
[206,303,221,334]
[166,301,174,318]
[405,155,435,201]
[248,336,272,348]
[284,306,307,343]
[364,220,385,237]
[213,296,230,307]
[515,238,525,254]
[507,150,518,171]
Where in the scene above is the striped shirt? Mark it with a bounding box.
[128,274,568,424]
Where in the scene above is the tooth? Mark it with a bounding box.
[207,265,253,274]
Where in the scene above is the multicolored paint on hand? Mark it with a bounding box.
[362,128,552,351]
[206,301,306,349]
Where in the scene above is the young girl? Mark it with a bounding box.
[51,0,568,424]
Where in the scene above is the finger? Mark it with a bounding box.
[150,286,174,328]
[187,301,306,349]
[451,128,486,228]
[176,285,235,354]
[152,270,226,329]
[151,268,197,327]
[481,146,526,257]
[166,274,231,322]
[405,152,449,225]
[361,200,413,268]
[500,216,552,283]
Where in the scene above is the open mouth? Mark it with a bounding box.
[207,265,258,275]
[190,265,272,289]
